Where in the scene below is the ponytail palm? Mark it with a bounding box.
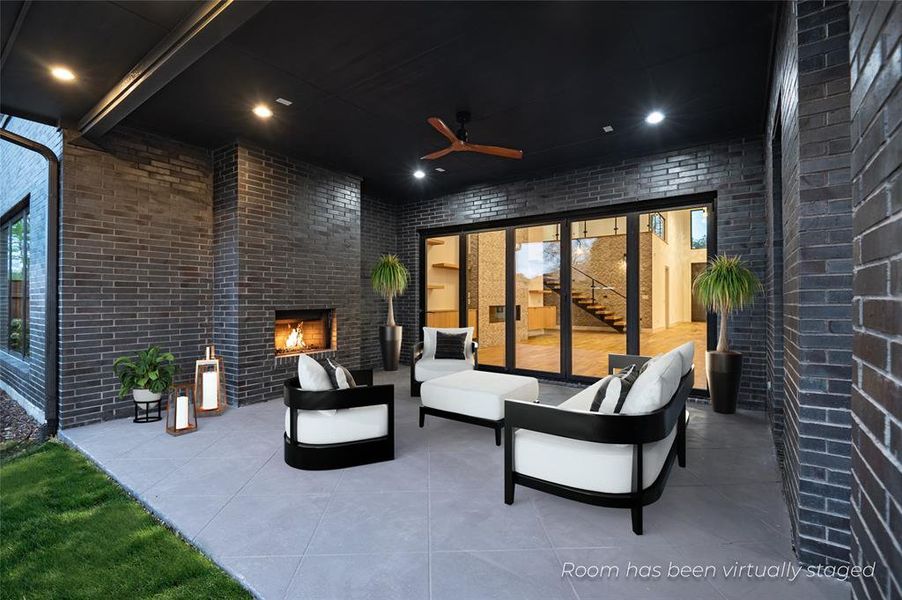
[693,255,761,352]
[371,254,409,327]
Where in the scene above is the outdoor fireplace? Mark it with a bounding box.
[274,309,335,356]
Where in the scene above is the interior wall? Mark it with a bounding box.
[0,117,63,420]
[397,136,768,410]
[766,0,855,567]
[59,127,214,428]
[848,1,901,598]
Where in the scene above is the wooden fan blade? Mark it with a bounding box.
[421,146,456,160]
[466,143,524,159]
[427,117,459,143]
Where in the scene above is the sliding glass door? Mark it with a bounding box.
[569,217,627,378]
[420,195,714,391]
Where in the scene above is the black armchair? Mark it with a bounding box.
[410,340,479,397]
[283,369,394,470]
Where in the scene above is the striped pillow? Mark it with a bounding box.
[321,358,357,389]
[590,364,640,413]
[434,332,467,360]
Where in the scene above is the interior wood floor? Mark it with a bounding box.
[478,321,708,388]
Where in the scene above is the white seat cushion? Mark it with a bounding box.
[621,352,682,415]
[284,405,388,444]
[414,358,475,382]
[513,424,677,494]
[421,370,538,421]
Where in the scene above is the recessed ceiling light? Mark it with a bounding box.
[434,167,445,172]
[602,125,614,133]
[275,98,293,106]
[645,111,665,125]
[253,104,273,118]
[413,169,426,179]
[50,66,75,81]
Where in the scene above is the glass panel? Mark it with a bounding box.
[466,230,506,367]
[690,208,708,249]
[570,218,627,377]
[514,224,560,373]
[425,235,460,329]
[639,208,707,388]
[7,213,27,353]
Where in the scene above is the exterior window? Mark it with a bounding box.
[2,205,29,355]
[648,212,666,240]
[690,208,708,249]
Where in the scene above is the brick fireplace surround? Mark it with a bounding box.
[0,1,899,595]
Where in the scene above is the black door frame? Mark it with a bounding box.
[419,191,717,393]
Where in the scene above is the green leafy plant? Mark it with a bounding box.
[112,346,177,398]
[692,255,761,352]
[371,254,409,327]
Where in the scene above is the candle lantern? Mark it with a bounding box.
[195,345,226,417]
[166,384,197,436]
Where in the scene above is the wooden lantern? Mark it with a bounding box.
[166,384,197,436]
[195,345,226,417]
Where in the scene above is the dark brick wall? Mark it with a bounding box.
[0,117,62,418]
[396,137,769,410]
[211,143,362,406]
[59,127,214,428]
[848,0,901,598]
[767,0,855,567]
[361,195,399,369]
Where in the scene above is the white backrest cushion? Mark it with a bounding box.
[297,354,333,391]
[672,341,695,376]
[423,327,474,361]
[621,352,681,414]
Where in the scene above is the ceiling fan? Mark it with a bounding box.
[421,111,523,161]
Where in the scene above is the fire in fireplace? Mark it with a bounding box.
[274,309,335,356]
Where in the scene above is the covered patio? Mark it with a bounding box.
[62,368,847,600]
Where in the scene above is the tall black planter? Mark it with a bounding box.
[706,351,743,414]
[379,325,402,371]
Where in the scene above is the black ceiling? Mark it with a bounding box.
[1,1,778,199]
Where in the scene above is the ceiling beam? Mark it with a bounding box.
[0,0,32,71]
[78,0,268,140]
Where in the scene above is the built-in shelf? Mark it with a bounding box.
[432,262,459,270]
[427,239,445,246]
[427,284,445,290]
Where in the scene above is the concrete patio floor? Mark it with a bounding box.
[62,368,849,600]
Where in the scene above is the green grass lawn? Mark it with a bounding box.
[0,442,251,599]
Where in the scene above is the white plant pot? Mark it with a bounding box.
[132,388,162,407]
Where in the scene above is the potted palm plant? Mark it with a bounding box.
[371,254,409,371]
[113,346,177,407]
[692,255,761,413]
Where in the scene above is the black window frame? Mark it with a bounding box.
[2,198,30,357]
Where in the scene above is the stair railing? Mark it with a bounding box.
[569,266,626,304]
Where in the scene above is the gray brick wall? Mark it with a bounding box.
[211,143,363,406]
[395,137,769,410]
[848,1,901,598]
[361,195,399,369]
[59,127,214,428]
[0,117,63,418]
[767,0,855,567]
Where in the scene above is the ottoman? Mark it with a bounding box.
[419,370,539,446]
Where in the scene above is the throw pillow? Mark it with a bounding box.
[612,363,641,413]
[423,327,474,360]
[589,375,621,412]
[621,352,682,415]
[297,354,333,391]
[322,358,357,390]
[434,331,467,360]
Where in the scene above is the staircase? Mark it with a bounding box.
[544,271,627,333]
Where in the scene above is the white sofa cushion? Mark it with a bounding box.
[421,370,538,421]
[415,358,475,382]
[621,351,682,415]
[672,341,695,376]
[423,327,474,361]
[285,405,388,444]
[513,424,677,494]
[297,354,333,391]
